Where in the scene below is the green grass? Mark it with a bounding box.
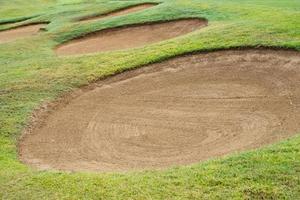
[0,0,300,199]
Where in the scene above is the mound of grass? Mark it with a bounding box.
[0,0,299,199]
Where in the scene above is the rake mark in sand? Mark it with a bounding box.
[19,49,300,172]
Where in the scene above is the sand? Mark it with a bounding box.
[0,24,45,44]
[79,3,157,23]
[55,19,207,56]
[19,49,300,172]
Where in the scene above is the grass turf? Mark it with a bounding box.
[0,0,300,199]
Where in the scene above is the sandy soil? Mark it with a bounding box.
[0,24,45,44]
[19,49,300,172]
[55,19,207,56]
[79,3,157,23]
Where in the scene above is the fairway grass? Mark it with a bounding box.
[0,0,300,199]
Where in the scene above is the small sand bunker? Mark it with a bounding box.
[19,50,300,172]
[55,19,207,56]
[0,24,45,44]
[79,3,157,23]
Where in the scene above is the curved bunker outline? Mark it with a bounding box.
[19,49,300,172]
[55,18,208,56]
[0,22,49,44]
[78,3,159,23]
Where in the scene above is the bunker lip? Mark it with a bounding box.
[0,16,36,25]
[55,18,208,56]
[19,49,300,172]
[0,23,48,44]
[78,3,158,23]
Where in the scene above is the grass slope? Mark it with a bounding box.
[0,0,300,199]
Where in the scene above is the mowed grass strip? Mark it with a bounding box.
[0,0,300,199]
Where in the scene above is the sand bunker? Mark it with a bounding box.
[55,19,207,56]
[79,3,157,23]
[0,24,45,44]
[19,49,300,172]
